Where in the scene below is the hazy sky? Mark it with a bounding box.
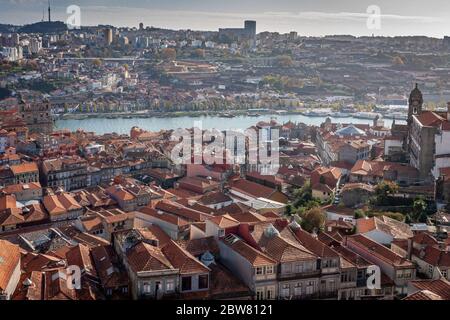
[1,0,449,37]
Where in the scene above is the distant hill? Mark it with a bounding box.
[0,24,18,33]
[18,21,67,34]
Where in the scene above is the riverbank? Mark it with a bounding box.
[55,113,405,135]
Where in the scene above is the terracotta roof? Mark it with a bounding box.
[208,214,240,228]
[198,191,232,205]
[356,216,413,239]
[409,279,450,300]
[126,242,174,273]
[139,206,189,227]
[2,182,42,194]
[10,162,38,175]
[65,244,97,278]
[0,240,21,292]
[292,227,339,259]
[228,178,287,202]
[346,234,414,268]
[414,111,448,128]
[43,193,81,216]
[177,236,219,257]
[161,240,210,275]
[403,290,444,300]
[155,200,213,222]
[414,245,450,267]
[221,237,276,267]
[0,194,17,211]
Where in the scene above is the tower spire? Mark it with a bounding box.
[48,0,51,22]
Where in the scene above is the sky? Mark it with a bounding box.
[0,0,449,37]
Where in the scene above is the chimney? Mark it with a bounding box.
[447,102,450,121]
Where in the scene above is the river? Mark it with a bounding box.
[55,114,404,135]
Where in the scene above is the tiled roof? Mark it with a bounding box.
[208,214,239,228]
[404,290,444,300]
[10,162,38,175]
[356,216,413,239]
[346,234,414,268]
[161,240,210,275]
[409,279,450,300]
[221,237,276,267]
[126,242,174,273]
[0,240,21,291]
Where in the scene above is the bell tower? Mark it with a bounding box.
[407,83,423,126]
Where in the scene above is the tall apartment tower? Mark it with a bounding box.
[19,97,53,135]
[244,20,256,38]
[104,28,113,45]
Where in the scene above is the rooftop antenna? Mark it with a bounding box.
[48,0,51,22]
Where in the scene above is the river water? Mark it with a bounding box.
[55,114,403,135]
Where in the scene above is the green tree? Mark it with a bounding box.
[301,207,326,233]
[412,197,427,221]
[161,48,176,61]
[354,209,366,219]
[374,181,398,205]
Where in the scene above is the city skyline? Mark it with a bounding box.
[0,0,449,37]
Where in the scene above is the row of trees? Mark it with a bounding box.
[286,180,432,234]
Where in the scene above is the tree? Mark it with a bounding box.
[405,214,412,224]
[92,58,102,67]
[374,181,398,205]
[354,209,366,219]
[161,48,176,61]
[285,204,294,216]
[412,197,427,221]
[301,207,326,233]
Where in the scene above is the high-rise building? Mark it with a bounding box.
[244,20,256,38]
[218,20,257,42]
[104,28,113,45]
[139,22,144,31]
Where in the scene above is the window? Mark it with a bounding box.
[282,284,290,297]
[403,270,412,279]
[256,267,263,275]
[166,279,175,292]
[181,276,192,291]
[294,283,302,296]
[306,285,314,295]
[198,274,209,289]
[256,288,264,300]
[143,282,151,294]
[266,265,274,274]
[282,264,292,274]
[266,286,275,300]
[428,265,433,275]
[295,264,303,273]
[442,269,448,279]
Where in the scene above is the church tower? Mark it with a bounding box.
[407,83,423,126]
